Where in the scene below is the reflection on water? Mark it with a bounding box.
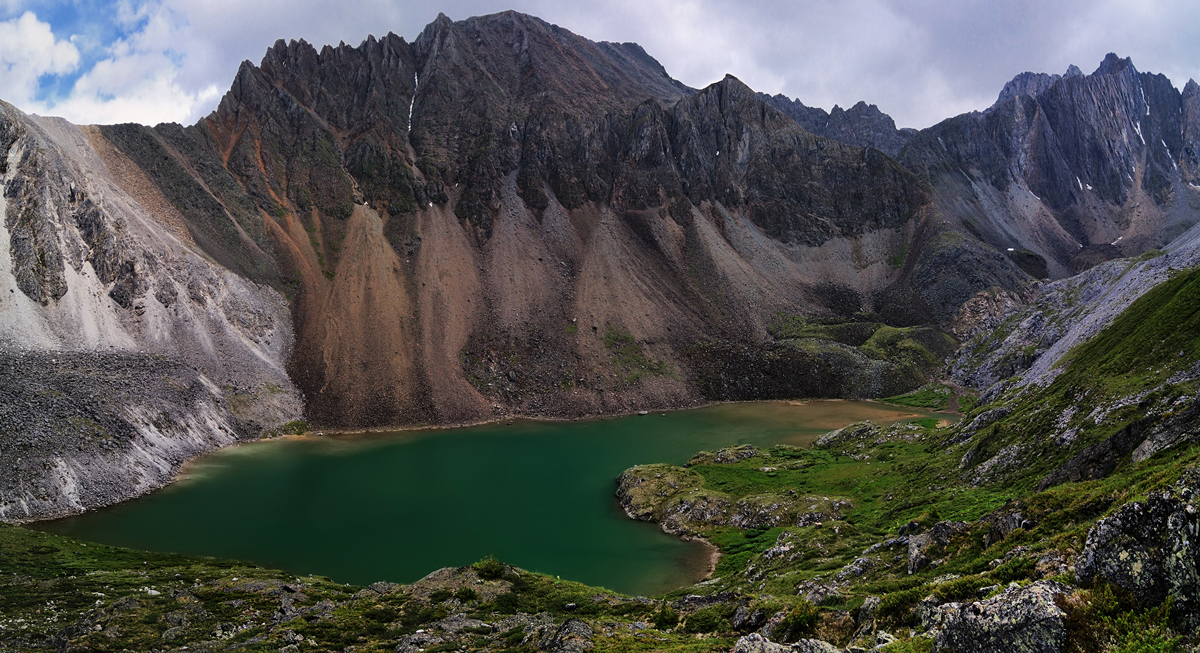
[40,401,946,596]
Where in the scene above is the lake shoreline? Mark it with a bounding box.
[30,399,950,597]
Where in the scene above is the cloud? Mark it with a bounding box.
[0,11,79,106]
[39,2,220,125]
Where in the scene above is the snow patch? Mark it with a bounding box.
[1077,176,1083,191]
[407,73,418,131]
[1133,121,1145,145]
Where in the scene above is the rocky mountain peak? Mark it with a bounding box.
[759,93,911,157]
[1065,64,1084,78]
[902,51,1200,279]
[992,71,1060,107]
[1094,52,1136,76]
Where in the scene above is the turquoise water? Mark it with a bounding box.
[39,401,938,596]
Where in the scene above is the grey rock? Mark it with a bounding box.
[909,521,969,573]
[800,583,842,606]
[730,633,841,653]
[541,618,593,652]
[916,595,959,633]
[848,595,880,643]
[932,581,1072,653]
[395,630,445,653]
[1076,467,1200,632]
[733,604,768,631]
[981,506,1026,548]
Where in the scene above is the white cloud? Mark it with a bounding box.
[11,2,218,125]
[48,66,219,126]
[0,11,79,106]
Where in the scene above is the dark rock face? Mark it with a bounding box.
[99,10,939,429]
[761,95,915,158]
[3,119,68,305]
[932,581,1072,653]
[1076,467,1200,633]
[902,53,1200,279]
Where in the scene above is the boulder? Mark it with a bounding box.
[730,633,841,653]
[932,581,1072,653]
[542,618,593,653]
[909,521,969,574]
[1075,467,1200,633]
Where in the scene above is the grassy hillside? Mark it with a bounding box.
[5,268,1200,651]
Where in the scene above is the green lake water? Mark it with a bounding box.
[39,401,943,596]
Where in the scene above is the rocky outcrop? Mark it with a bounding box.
[907,521,969,574]
[761,95,915,158]
[543,618,594,653]
[730,633,840,653]
[815,420,929,459]
[1076,467,1200,633]
[931,581,1072,653]
[616,463,850,535]
[0,103,300,520]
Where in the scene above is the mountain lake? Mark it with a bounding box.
[38,400,950,596]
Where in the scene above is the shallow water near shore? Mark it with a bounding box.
[39,401,944,596]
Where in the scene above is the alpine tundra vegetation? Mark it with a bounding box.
[3,9,1200,653]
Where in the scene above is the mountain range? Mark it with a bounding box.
[2,10,1200,520]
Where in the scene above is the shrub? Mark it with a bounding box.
[652,604,679,630]
[681,606,731,634]
[472,556,505,580]
[453,588,478,603]
[991,556,1036,583]
[778,600,820,640]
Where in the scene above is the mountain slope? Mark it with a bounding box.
[902,54,1200,279]
[0,102,301,520]
[93,11,954,429]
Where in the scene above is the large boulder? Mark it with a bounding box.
[932,581,1072,653]
[1075,467,1200,633]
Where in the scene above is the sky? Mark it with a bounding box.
[0,0,1197,129]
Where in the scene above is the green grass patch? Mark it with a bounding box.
[881,384,953,410]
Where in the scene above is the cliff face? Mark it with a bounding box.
[0,103,301,520]
[93,11,959,430]
[902,55,1200,279]
[760,94,916,159]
